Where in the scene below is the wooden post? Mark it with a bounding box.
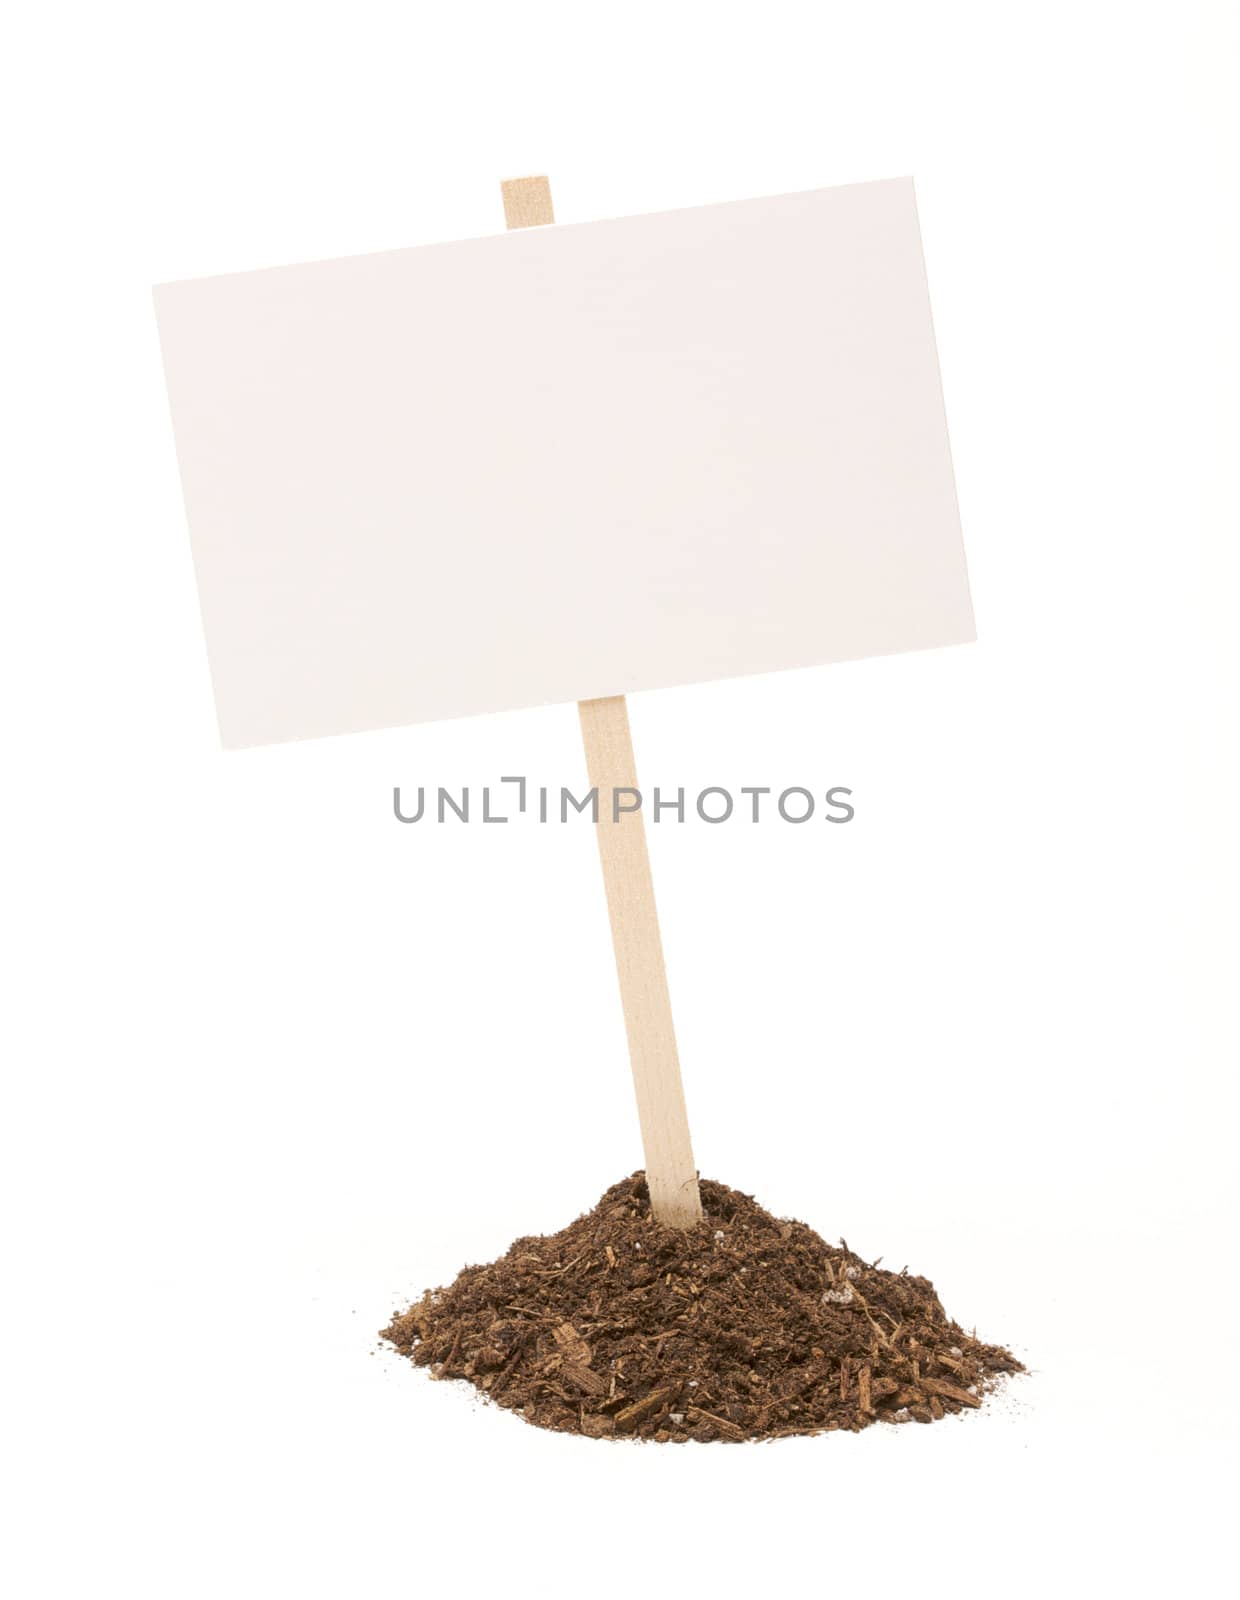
[501,176,703,1229]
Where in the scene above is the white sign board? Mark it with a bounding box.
[155,179,972,748]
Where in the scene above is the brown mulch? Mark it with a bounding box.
[380,1173,1023,1442]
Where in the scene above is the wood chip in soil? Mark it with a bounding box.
[380,1173,1023,1442]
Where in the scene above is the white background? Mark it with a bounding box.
[2,3,1236,1596]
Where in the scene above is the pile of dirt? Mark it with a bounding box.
[381,1173,1022,1442]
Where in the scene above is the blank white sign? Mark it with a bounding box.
[155,179,972,748]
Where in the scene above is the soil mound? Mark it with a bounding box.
[381,1173,1022,1441]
